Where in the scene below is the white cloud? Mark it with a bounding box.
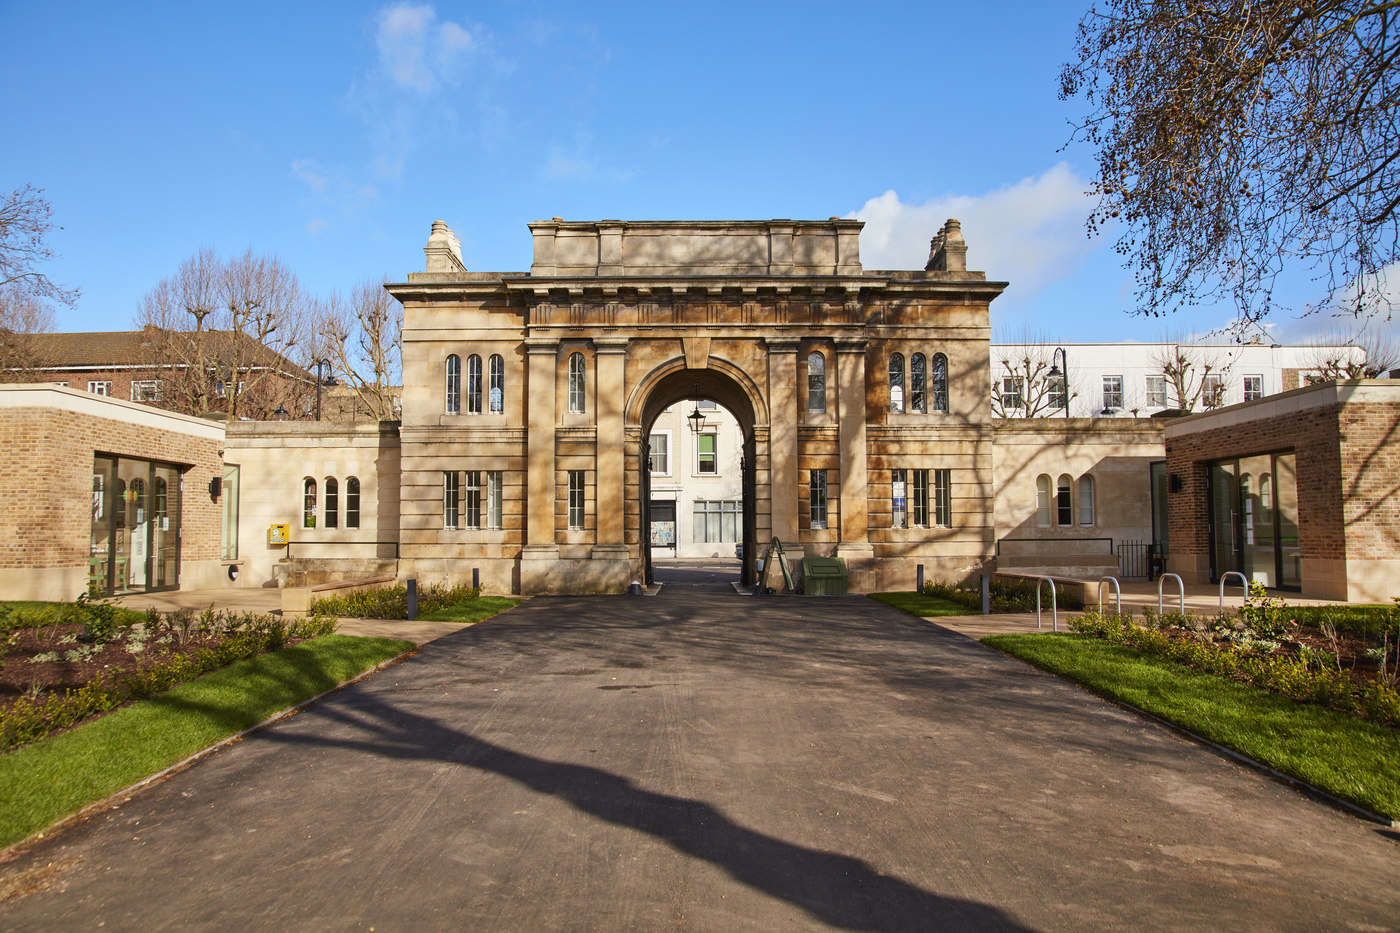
[850,163,1100,305]
[288,159,379,232]
[376,3,478,93]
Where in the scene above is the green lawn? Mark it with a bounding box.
[0,634,413,848]
[984,633,1400,820]
[869,592,972,618]
[418,596,521,623]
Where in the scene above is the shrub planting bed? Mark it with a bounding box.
[310,583,520,623]
[923,578,1084,613]
[0,598,339,751]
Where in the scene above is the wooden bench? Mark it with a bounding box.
[281,576,397,618]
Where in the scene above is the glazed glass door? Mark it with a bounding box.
[90,457,117,595]
[1275,452,1301,588]
[150,465,181,590]
[115,459,151,594]
[1209,461,1239,582]
[1239,454,1275,586]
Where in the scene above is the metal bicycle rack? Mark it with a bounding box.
[1098,576,1122,616]
[1158,573,1185,617]
[1036,576,1059,632]
[1219,571,1248,614]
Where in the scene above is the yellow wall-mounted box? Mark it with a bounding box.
[268,524,290,546]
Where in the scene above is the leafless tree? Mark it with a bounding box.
[1150,343,1237,411]
[1061,1,1400,324]
[313,277,403,421]
[135,248,313,420]
[1301,327,1399,379]
[991,332,1081,418]
[0,288,58,379]
[0,185,79,309]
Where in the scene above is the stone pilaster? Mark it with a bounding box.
[835,338,874,573]
[593,337,628,555]
[766,337,801,543]
[523,336,559,558]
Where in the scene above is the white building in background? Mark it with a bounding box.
[989,339,1366,418]
[646,400,745,560]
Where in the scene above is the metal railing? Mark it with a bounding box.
[286,540,400,560]
[1035,576,1059,631]
[1158,573,1185,616]
[1098,576,1122,615]
[1220,571,1248,613]
[1117,540,1149,580]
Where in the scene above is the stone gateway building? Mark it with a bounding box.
[387,217,1005,594]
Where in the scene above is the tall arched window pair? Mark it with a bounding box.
[302,476,361,529]
[889,353,948,413]
[1035,473,1095,527]
[446,354,505,414]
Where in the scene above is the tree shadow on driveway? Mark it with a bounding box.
[264,691,1039,933]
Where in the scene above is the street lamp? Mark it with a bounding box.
[273,404,290,421]
[687,382,707,435]
[1047,347,1069,418]
[315,358,336,421]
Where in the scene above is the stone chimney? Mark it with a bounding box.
[424,220,467,273]
[924,218,968,272]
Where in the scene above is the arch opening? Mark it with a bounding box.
[634,364,762,588]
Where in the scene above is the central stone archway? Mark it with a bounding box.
[629,359,767,587]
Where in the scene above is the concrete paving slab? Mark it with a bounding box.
[2,586,1396,931]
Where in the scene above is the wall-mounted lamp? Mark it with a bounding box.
[208,476,222,501]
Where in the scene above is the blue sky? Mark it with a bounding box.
[0,1,1377,343]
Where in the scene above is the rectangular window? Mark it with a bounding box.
[464,471,482,529]
[692,500,741,543]
[1000,376,1023,410]
[131,380,160,402]
[933,469,951,528]
[1243,375,1264,401]
[698,399,717,410]
[912,470,930,527]
[53,381,69,388]
[487,471,503,530]
[1203,374,1224,407]
[88,381,112,396]
[1145,375,1166,408]
[810,469,828,530]
[649,433,669,474]
[1102,375,1123,410]
[697,434,717,474]
[568,470,585,530]
[443,472,460,529]
[220,464,240,562]
[891,469,907,529]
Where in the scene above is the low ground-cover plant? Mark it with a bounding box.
[1067,602,1400,728]
[0,598,339,751]
[984,632,1400,820]
[310,582,482,620]
[924,578,1084,613]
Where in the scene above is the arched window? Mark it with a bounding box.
[930,353,948,413]
[346,477,361,529]
[489,354,504,413]
[568,352,586,413]
[807,352,826,413]
[1035,475,1051,527]
[911,353,927,413]
[1057,474,1073,526]
[324,477,339,529]
[303,478,317,529]
[1078,475,1095,526]
[466,355,483,414]
[445,355,461,414]
[889,353,905,413]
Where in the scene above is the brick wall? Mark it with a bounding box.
[0,404,222,576]
[1338,402,1400,561]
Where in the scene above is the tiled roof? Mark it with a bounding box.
[31,329,309,376]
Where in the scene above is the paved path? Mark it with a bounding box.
[3,585,1397,931]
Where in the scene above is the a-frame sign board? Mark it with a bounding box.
[754,536,796,595]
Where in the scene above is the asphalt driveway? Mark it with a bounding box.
[2,583,1397,931]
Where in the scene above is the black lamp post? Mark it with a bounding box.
[1047,347,1069,418]
[315,358,333,421]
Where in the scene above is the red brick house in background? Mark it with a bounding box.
[13,328,315,420]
